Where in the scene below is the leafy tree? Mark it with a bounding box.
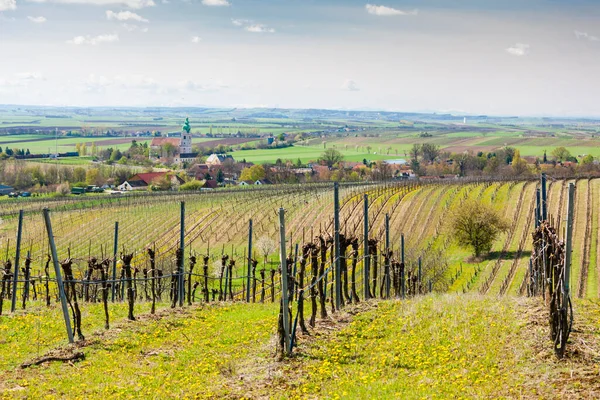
[161,143,177,158]
[179,180,204,191]
[410,143,421,160]
[73,167,86,183]
[551,147,571,162]
[110,149,122,162]
[421,143,440,163]
[320,148,344,168]
[216,169,224,183]
[85,168,100,186]
[450,200,510,258]
[240,164,266,181]
[511,150,528,176]
[582,154,594,165]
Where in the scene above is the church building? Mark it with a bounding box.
[150,118,198,164]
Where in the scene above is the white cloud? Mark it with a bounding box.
[232,18,275,33]
[27,16,47,23]
[202,0,229,6]
[341,79,360,91]
[85,74,159,92]
[26,0,155,9]
[0,72,44,88]
[365,4,417,16]
[106,10,148,22]
[122,23,148,32]
[191,36,201,43]
[506,43,530,56]
[67,34,119,45]
[575,31,599,42]
[231,18,248,26]
[0,0,16,11]
[178,80,227,92]
[245,24,275,33]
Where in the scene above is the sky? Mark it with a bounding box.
[0,0,599,117]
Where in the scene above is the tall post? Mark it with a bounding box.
[541,173,548,221]
[246,219,253,303]
[385,213,390,298]
[43,209,74,344]
[363,194,370,299]
[401,234,405,299]
[418,257,422,294]
[179,201,185,307]
[535,189,541,227]
[564,183,575,300]
[111,221,119,302]
[334,182,341,310]
[278,208,291,355]
[10,210,23,313]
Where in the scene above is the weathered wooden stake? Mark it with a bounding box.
[334,182,342,310]
[246,219,253,303]
[111,221,119,302]
[541,173,548,221]
[179,201,185,307]
[279,208,291,355]
[401,234,405,299]
[363,194,370,300]
[564,183,575,301]
[43,209,74,344]
[385,213,390,299]
[10,210,23,313]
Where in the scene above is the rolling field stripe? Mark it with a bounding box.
[588,178,600,298]
[578,179,593,298]
[570,179,585,298]
[499,183,537,296]
[479,182,529,294]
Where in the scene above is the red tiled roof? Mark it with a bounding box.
[129,172,168,184]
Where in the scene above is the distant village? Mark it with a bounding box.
[1,118,598,197]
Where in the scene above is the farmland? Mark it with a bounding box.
[2,106,600,167]
[2,179,600,299]
[1,178,600,398]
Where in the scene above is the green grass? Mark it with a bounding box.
[0,302,278,398]
[274,294,580,399]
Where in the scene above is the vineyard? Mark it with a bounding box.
[1,178,600,398]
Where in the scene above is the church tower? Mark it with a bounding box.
[180,117,192,154]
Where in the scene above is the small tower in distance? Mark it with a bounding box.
[180,117,192,154]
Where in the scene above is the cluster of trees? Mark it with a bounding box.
[407,143,598,178]
[0,147,31,158]
[0,159,132,192]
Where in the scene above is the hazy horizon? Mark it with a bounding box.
[1,0,599,117]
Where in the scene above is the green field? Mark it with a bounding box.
[1,294,598,398]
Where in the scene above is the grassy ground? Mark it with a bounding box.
[3,294,598,398]
[0,302,278,399]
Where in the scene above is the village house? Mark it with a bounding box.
[206,153,234,166]
[118,172,184,191]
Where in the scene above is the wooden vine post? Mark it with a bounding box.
[278,208,291,355]
[111,221,119,302]
[334,182,342,310]
[10,210,23,313]
[564,183,574,314]
[401,234,405,299]
[42,208,74,344]
[179,201,185,307]
[246,219,253,302]
[363,194,370,299]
